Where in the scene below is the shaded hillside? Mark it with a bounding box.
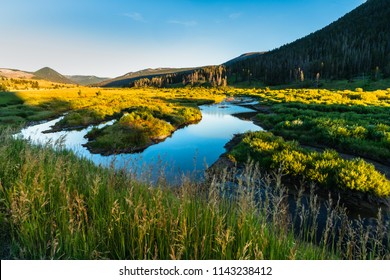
[34,67,75,84]
[99,66,227,88]
[66,75,110,86]
[227,0,390,85]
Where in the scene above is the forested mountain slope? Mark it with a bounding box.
[226,0,390,85]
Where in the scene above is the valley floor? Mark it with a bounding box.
[1,84,390,259]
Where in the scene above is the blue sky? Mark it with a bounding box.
[0,0,365,77]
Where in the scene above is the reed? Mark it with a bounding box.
[0,131,389,259]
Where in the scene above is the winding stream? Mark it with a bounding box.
[15,100,390,249]
[17,102,262,183]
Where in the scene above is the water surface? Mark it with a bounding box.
[18,103,262,182]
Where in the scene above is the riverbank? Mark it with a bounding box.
[240,88,390,166]
[208,130,390,218]
[2,86,390,259]
[236,100,390,181]
[2,132,389,259]
[16,102,261,183]
[82,108,201,156]
[0,132,336,259]
[208,134,390,212]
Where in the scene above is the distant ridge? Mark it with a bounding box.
[4,0,388,88]
[66,75,110,86]
[0,68,34,79]
[97,67,197,87]
[34,67,75,84]
[101,0,390,87]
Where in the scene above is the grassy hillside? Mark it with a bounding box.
[0,68,34,79]
[0,75,76,93]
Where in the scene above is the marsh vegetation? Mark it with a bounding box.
[1,82,390,259]
[1,133,389,259]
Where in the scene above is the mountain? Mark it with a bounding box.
[8,0,386,89]
[226,0,390,85]
[97,67,197,87]
[66,75,110,86]
[101,0,390,88]
[100,0,390,88]
[223,52,265,66]
[0,68,34,79]
[98,66,228,88]
[34,67,75,84]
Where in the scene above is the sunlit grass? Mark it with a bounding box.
[1,86,226,151]
[0,132,388,259]
[1,83,390,260]
[228,88,390,164]
[1,86,225,126]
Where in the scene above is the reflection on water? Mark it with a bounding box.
[17,103,262,183]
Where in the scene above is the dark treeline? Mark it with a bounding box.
[226,0,390,85]
[132,66,227,87]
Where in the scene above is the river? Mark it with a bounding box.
[17,102,262,183]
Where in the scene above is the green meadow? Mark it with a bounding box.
[0,79,389,259]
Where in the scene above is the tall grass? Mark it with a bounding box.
[0,131,389,259]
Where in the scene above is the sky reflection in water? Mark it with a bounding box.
[18,103,262,183]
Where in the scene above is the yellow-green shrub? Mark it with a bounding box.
[338,159,390,197]
[230,132,390,197]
